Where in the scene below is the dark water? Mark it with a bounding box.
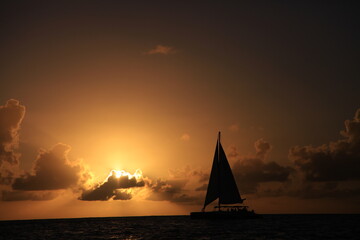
[1,214,359,240]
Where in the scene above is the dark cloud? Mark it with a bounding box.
[296,182,360,199]
[143,166,208,204]
[113,190,132,200]
[1,190,59,201]
[255,109,360,200]
[145,157,291,204]
[289,108,360,182]
[0,99,25,184]
[145,178,198,203]
[230,139,294,194]
[195,183,207,191]
[254,138,272,158]
[80,170,145,201]
[12,143,91,190]
[168,166,209,183]
[258,180,360,200]
[0,99,93,202]
[0,168,15,186]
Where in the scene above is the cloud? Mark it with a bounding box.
[145,178,198,203]
[0,99,25,184]
[229,139,294,194]
[254,138,272,158]
[168,166,209,183]
[145,44,177,55]
[296,181,360,199]
[1,190,59,201]
[289,108,360,182]
[80,170,145,201]
[195,183,208,191]
[12,143,91,191]
[180,133,190,141]
[257,108,360,200]
[113,190,132,200]
[0,167,15,185]
[258,180,360,200]
[145,167,208,204]
[228,124,239,132]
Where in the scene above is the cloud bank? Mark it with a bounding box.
[0,99,93,201]
[12,143,91,191]
[0,99,25,185]
[279,109,360,199]
[229,139,294,194]
[80,170,145,201]
[290,109,360,182]
[144,167,208,204]
[1,190,59,201]
[1,98,359,206]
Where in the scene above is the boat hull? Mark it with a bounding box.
[190,211,261,219]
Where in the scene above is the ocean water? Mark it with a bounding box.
[1,214,359,240]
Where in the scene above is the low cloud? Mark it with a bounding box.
[0,99,25,184]
[1,190,59,201]
[279,108,360,200]
[145,178,198,203]
[230,139,294,194]
[145,167,208,204]
[195,183,208,191]
[80,170,145,201]
[258,180,360,200]
[113,190,132,200]
[254,138,272,159]
[167,166,209,183]
[0,167,14,185]
[12,143,91,191]
[145,44,177,55]
[2,97,359,205]
[289,109,360,182]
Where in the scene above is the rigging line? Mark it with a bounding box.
[218,131,221,211]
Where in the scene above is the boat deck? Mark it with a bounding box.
[190,210,261,219]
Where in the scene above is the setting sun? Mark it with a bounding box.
[108,169,143,181]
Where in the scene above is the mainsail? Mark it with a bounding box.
[203,132,243,209]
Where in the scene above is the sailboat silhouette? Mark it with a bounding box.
[190,132,261,219]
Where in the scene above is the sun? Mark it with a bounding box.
[107,169,143,180]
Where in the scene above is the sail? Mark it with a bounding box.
[203,133,243,209]
[203,143,220,208]
[218,142,242,204]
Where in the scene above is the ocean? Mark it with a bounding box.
[1,214,359,240]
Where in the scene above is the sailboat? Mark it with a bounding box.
[190,132,261,219]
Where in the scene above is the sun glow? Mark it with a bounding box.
[107,169,143,180]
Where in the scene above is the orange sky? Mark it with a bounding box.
[1,1,360,220]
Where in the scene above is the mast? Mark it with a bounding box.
[217,131,221,211]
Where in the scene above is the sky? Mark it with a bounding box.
[1,1,360,220]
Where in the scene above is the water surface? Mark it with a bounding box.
[1,214,359,239]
